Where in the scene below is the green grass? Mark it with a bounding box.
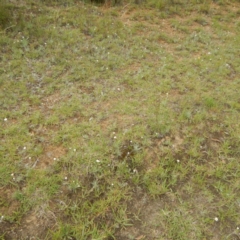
[0,0,240,239]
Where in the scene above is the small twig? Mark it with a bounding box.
[225,232,240,240]
[3,25,16,32]
[122,3,130,11]
[31,159,39,168]
[121,3,130,17]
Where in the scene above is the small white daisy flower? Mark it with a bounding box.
[4,118,7,122]
[214,217,219,222]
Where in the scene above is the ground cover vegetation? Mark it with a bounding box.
[0,0,240,239]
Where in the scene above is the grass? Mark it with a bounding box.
[0,0,240,239]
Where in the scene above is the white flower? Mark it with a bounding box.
[53,158,57,161]
[4,118,7,122]
[177,159,180,163]
[214,217,219,222]
[64,177,68,180]
[23,147,26,150]
[96,159,101,163]
[73,149,76,152]
[113,136,117,139]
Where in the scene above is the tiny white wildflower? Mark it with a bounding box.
[113,136,117,139]
[214,217,219,222]
[236,227,239,230]
[28,157,31,160]
[177,159,180,163]
[133,169,138,174]
[23,147,26,150]
[117,87,120,91]
[11,173,14,176]
[53,158,57,161]
[73,149,76,152]
[111,183,114,186]
[4,118,7,122]
[96,159,101,163]
[64,176,68,180]
[208,52,211,55]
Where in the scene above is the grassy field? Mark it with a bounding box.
[0,0,240,239]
